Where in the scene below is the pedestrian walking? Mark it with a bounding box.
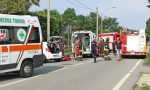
[91,38,98,63]
[116,38,122,61]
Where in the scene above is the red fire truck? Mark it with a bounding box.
[120,29,147,57]
[99,33,120,51]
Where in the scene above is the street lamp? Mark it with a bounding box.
[100,7,116,34]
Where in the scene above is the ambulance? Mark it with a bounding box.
[121,29,147,57]
[71,30,97,56]
[99,33,120,51]
[0,14,44,78]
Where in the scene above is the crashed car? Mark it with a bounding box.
[43,36,64,62]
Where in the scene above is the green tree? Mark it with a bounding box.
[0,0,40,14]
[62,8,76,27]
[50,9,62,36]
[146,0,150,37]
[103,17,120,33]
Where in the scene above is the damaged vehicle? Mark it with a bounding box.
[43,36,64,62]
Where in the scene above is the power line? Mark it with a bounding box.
[65,0,85,9]
[75,0,94,11]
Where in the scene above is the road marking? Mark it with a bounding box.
[72,63,84,67]
[0,75,42,88]
[0,67,67,88]
[51,67,67,73]
[112,59,142,90]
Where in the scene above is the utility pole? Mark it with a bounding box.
[47,0,50,41]
[100,16,103,34]
[96,7,99,38]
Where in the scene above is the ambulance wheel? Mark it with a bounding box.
[20,61,33,78]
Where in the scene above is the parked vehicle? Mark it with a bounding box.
[43,36,63,62]
[71,30,97,56]
[120,29,147,57]
[99,33,120,51]
[0,14,44,78]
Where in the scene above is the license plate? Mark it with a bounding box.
[53,55,59,57]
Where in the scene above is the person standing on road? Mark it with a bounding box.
[73,37,80,60]
[91,38,98,63]
[116,38,122,61]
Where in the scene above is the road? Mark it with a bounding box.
[0,56,147,90]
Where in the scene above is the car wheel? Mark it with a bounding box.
[20,61,33,78]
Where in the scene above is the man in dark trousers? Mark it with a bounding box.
[116,38,122,61]
[91,38,98,63]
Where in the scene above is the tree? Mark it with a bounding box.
[50,9,62,36]
[62,8,76,27]
[0,0,40,14]
[146,18,150,35]
[103,17,121,33]
[148,0,150,8]
[146,0,150,37]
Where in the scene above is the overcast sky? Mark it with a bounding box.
[30,0,150,30]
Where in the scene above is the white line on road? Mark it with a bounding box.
[0,67,67,88]
[50,67,67,73]
[112,59,142,90]
[0,75,42,88]
[72,63,84,67]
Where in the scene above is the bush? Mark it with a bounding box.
[146,54,150,63]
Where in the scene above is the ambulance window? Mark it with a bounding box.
[28,27,40,43]
[0,27,12,44]
[13,27,26,44]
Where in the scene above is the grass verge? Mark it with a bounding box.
[146,54,150,64]
[141,85,150,90]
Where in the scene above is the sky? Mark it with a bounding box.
[30,0,150,30]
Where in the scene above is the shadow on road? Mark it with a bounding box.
[34,66,64,76]
[0,66,64,81]
[122,55,146,59]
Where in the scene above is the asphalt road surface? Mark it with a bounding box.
[0,56,146,90]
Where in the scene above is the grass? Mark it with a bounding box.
[141,85,150,90]
[146,54,150,64]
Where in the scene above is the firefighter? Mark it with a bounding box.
[73,36,80,60]
[77,38,83,61]
[91,38,98,63]
[103,38,111,60]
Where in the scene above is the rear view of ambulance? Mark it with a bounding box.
[0,14,44,77]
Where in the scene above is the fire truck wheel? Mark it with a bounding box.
[20,61,33,78]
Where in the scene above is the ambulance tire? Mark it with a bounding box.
[20,61,33,78]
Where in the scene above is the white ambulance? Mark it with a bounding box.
[0,14,44,78]
[71,30,97,56]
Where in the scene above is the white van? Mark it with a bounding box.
[0,14,44,77]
